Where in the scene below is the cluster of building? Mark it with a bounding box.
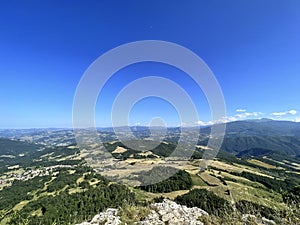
[0,164,75,189]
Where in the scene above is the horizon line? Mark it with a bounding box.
[0,118,298,130]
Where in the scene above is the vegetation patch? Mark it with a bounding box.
[175,189,233,216]
[138,166,192,193]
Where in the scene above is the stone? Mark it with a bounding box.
[76,208,121,225]
[135,199,207,225]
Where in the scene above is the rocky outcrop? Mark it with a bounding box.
[76,208,121,225]
[136,199,208,225]
[75,199,279,225]
[76,199,208,225]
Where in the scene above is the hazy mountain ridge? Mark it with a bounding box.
[198,120,300,159]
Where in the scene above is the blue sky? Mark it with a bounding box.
[0,0,300,128]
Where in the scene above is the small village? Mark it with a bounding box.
[0,164,75,189]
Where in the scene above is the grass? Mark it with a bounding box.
[76,173,89,185]
[226,181,285,210]
[31,208,42,217]
[119,204,150,224]
[215,170,265,189]
[12,200,29,211]
[210,160,243,173]
[233,163,275,178]
[161,189,190,199]
[190,173,207,186]
[69,187,84,194]
[199,172,223,186]
[88,178,101,186]
[247,159,277,169]
[128,187,157,203]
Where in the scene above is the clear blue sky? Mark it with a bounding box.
[1,0,300,128]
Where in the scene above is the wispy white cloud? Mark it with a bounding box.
[234,112,262,119]
[195,120,213,126]
[294,117,300,122]
[271,109,297,117]
[190,109,299,126]
[194,111,263,126]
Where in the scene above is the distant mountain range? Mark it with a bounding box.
[1,119,300,161]
[200,119,300,158]
[203,119,300,137]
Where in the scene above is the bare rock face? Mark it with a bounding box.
[76,208,121,225]
[136,199,208,225]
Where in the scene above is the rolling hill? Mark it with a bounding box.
[199,119,300,158]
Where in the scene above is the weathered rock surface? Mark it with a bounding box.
[76,208,121,225]
[76,199,208,225]
[136,199,208,225]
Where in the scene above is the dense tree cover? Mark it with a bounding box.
[0,143,81,172]
[175,189,233,216]
[229,171,299,192]
[282,185,300,205]
[2,166,136,225]
[0,167,92,214]
[0,176,52,211]
[46,167,94,193]
[139,167,192,193]
[103,141,138,160]
[0,138,41,155]
[9,183,135,224]
[199,128,300,159]
[151,142,177,157]
[132,153,157,159]
[191,148,204,159]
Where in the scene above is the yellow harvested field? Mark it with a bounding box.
[199,172,222,186]
[288,161,300,170]
[7,165,20,170]
[248,159,277,169]
[263,157,285,165]
[112,146,127,154]
[210,160,243,173]
[89,178,101,186]
[178,164,199,174]
[196,145,212,150]
[69,187,84,194]
[234,164,274,178]
[68,170,76,174]
[12,200,29,211]
[286,171,300,175]
[162,190,190,199]
[211,160,274,178]
[125,158,162,164]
